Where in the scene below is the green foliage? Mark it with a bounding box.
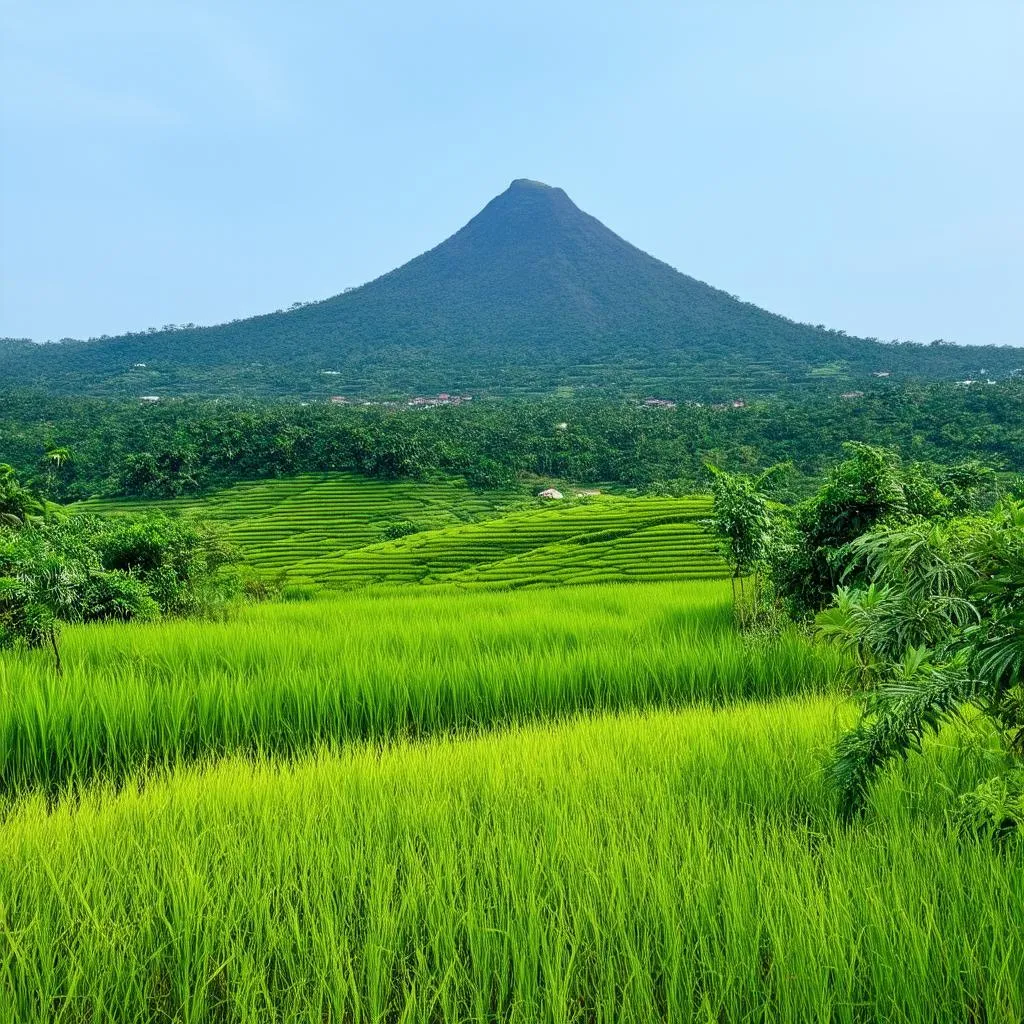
[1,465,242,670]
[773,443,997,617]
[93,512,240,616]
[820,501,1024,823]
[958,770,1024,841]
[706,464,777,577]
[0,462,46,528]
[706,463,786,627]
[379,519,421,540]
[2,382,1023,505]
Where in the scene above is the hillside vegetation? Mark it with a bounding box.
[3,180,1019,399]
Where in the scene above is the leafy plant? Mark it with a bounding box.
[380,519,420,541]
[1,466,242,671]
[706,463,786,626]
[0,463,46,528]
[822,501,1024,825]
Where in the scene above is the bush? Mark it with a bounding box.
[379,520,420,541]
[94,513,240,616]
[81,571,159,623]
[0,466,244,667]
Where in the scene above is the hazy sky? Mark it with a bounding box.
[2,0,1021,345]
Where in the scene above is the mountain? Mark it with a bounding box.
[2,179,1019,399]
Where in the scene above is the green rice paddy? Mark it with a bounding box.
[76,473,729,589]
[2,698,1020,1022]
[75,473,517,580]
[3,474,1020,1021]
[0,582,841,795]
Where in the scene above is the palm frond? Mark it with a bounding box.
[829,651,976,820]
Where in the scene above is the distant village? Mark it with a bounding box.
[132,364,1017,407]
[328,393,473,409]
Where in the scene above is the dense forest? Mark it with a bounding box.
[2,181,1020,400]
[1,380,1021,501]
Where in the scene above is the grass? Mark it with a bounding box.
[0,581,843,795]
[1,700,1020,1023]
[75,474,729,589]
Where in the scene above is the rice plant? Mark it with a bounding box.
[0,700,1019,1023]
[0,581,843,795]
[74,472,519,585]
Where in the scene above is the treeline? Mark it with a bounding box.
[0,381,1021,501]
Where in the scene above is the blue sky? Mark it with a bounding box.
[1,0,1021,345]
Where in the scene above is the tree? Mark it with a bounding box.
[772,443,911,617]
[39,446,72,495]
[706,463,785,627]
[1,468,242,673]
[0,463,46,528]
[771,444,996,619]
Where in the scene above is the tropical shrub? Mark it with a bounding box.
[706,463,785,626]
[821,501,1024,827]
[0,468,241,668]
[380,519,420,540]
[772,444,996,617]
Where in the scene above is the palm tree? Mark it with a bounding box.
[40,447,72,494]
[0,464,46,529]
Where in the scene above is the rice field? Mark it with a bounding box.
[3,483,1021,1021]
[75,473,520,580]
[308,497,725,589]
[0,581,841,795]
[2,700,1020,1023]
[76,474,729,589]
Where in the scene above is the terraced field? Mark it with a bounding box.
[78,474,729,589]
[324,499,725,589]
[76,473,518,572]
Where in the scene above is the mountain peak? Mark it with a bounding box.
[508,178,555,191]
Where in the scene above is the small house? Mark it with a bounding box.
[537,488,564,500]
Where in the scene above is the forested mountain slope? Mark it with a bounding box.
[3,179,1019,398]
